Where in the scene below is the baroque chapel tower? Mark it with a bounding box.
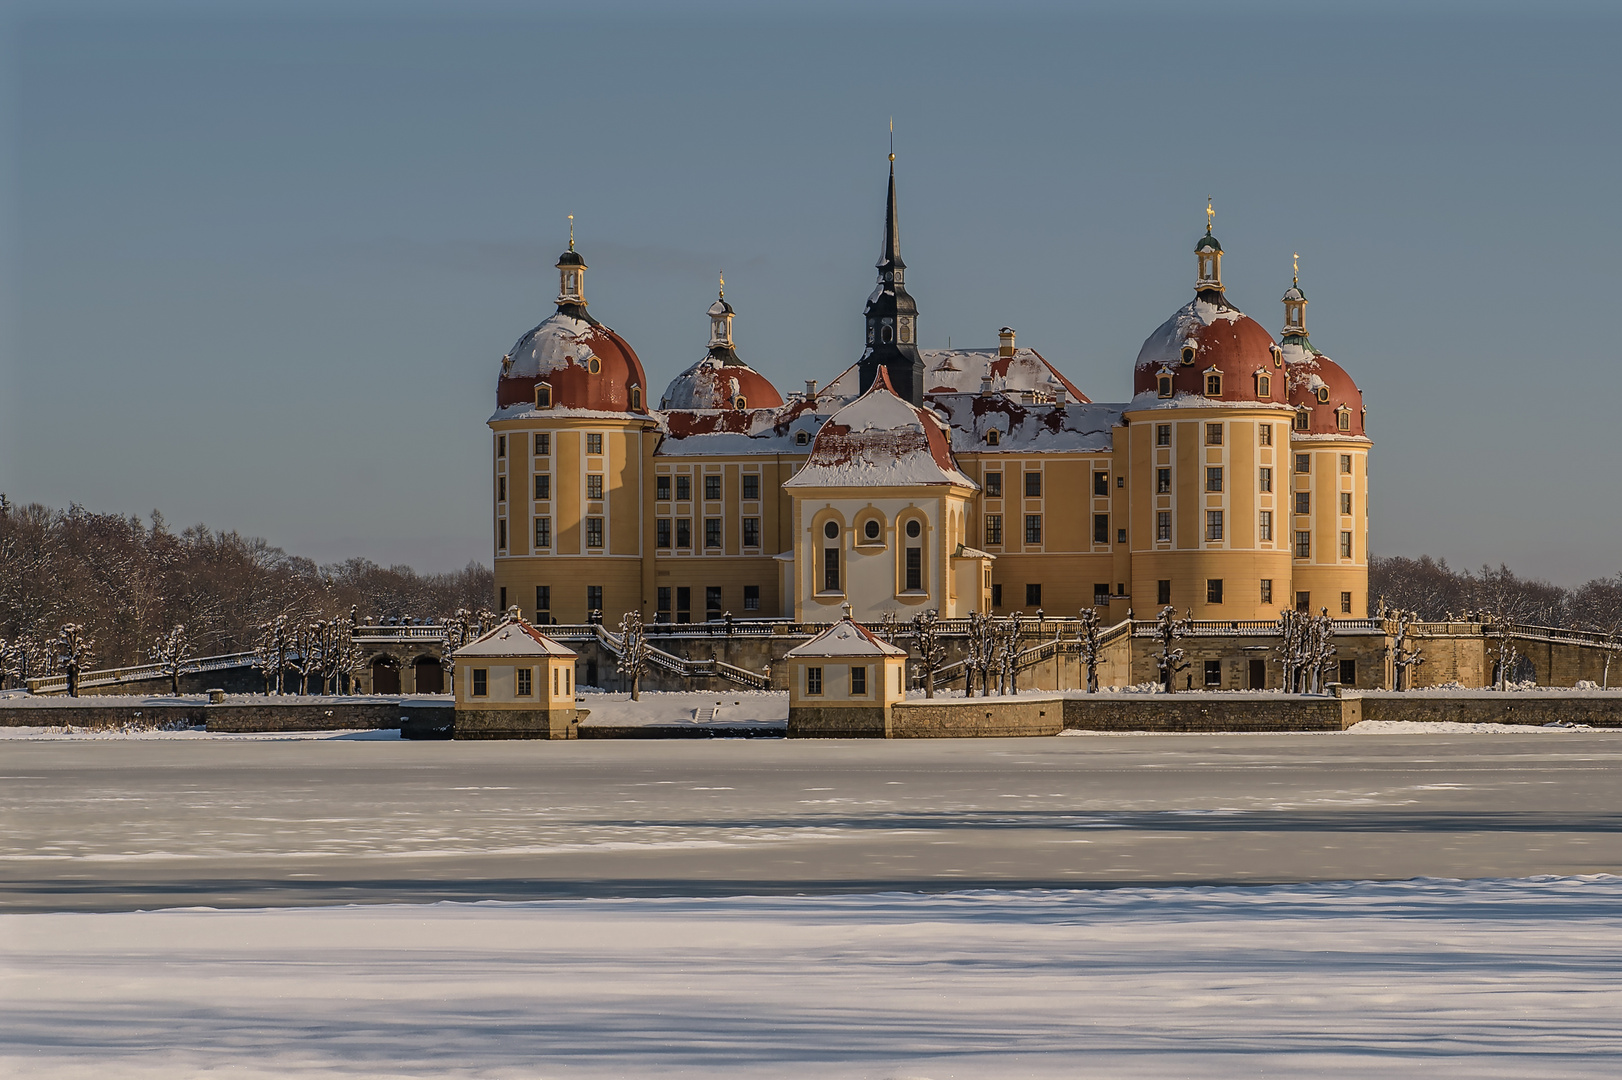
[857,154,925,405]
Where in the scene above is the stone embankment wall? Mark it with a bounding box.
[0,699,451,732]
[1357,693,1622,727]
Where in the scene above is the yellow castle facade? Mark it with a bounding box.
[486,171,1369,627]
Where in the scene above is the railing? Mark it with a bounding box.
[588,624,771,690]
[26,651,259,695]
[351,625,447,642]
[1132,618,1385,637]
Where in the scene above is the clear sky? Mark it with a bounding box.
[2,1,1619,583]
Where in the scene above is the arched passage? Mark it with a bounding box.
[414,656,444,694]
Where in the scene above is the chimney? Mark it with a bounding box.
[979,376,995,396]
[805,379,817,399]
[1054,387,1068,406]
[998,327,1016,358]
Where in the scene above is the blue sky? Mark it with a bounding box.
[2,1,1619,582]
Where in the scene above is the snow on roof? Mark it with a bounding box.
[656,397,827,456]
[784,617,908,657]
[784,371,975,489]
[1125,390,1298,413]
[922,347,1088,403]
[453,619,577,659]
[930,394,1120,454]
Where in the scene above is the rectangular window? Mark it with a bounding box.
[1157,468,1172,494]
[553,668,559,696]
[586,475,603,500]
[1206,467,1223,492]
[1339,658,1357,686]
[1026,583,1042,606]
[1340,454,1352,474]
[1156,424,1171,446]
[1295,411,1311,431]
[516,668,532,697]
[1260,578,1273,604]
[1296,453,1311,474]
[1340,492,1353,515]
[1205,660,1222,687]
[851,666,866,695]
[534,474,551,500]
[497,436,506,459]
[1295,531,1311,559]
[657,587,671,620]
[1094,583,1111,606]
[656,475,671,501]
[1340,531,1353,559]
[992,583,1003,606]
[742,518,761,547]
[1259,467,1272,492]
[676,586,691,623]
[656,518,671,549]
[1206,423,1223,445]
[705,518,722,548]
[1158,579,1172,605]
[498,477,506,503]
[1206,511,1223,541]
[676,519,692,548]
[704,475,721,501]
[1156,511,1171,541]
[824,547,840,592]
[905,548,922,591]
[1259,425,1272,446]
[1025,471,1042,497]
[1093,472,1109,496]
[587,585,603,614]
[1025,515,1043,544]
[472,668,487,696]
[1341,590,1353,614]
[984,514,1003,544]
[806,667,823,695]
[1295,492,1311,515]
[742,474,760,500]
[743,585,761,611]
[1093,514,1109,543]
[985,472,1002,497]
[1338,411,1352,432]
[1259,510,1273,541]
[586,433,603,455]
[1207,578,1223,604]
[1117,528,1127,544]
[706,586,722,618]
[534,432,550,456]
[536,384,552,408]
[534,517,551,548]
[1296,590,1311,613]
[536,585,550,615]
[498,519,507,551]
[675,476,691,501]
[585,517,604,548]
[499,587,506,611]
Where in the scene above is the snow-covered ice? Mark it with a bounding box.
[4,877,1621,1078]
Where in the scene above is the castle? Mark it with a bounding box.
[487,159,1369,635]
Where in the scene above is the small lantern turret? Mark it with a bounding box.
[556,215,587,309]
[1281,252,1308,340]
[708,272,735,349]
[1195,199,1223,292]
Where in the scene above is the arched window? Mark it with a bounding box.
[1336,407,1352,431]
[881,324,894,343]
[1294,409,1311,431]
[795,431,810,446]
[986,429,1001,446]
[1205,372,1222,397]
[535,383,552,408]
[1257,374,1270,398]
[901,518,925,593]
[630,386,642,410]
[1157,375,1173,398]
[820,519,843,593]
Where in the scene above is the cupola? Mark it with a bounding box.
[709,273,735,348]
[1281,253,1308,339]
[556,215,586,309]
[1195,199,1223,291]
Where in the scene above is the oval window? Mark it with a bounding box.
[824,521,839,540]
[882,324,894,343]
[734,396,747,411]
[864,520,880,541]
[1180,346,1196,365]
[906,520,921,539]
[1316,386,1330,403]
[587,356,601,375]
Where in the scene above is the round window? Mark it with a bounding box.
[824,521,839,540]
[906,520,921,539]
[1316,386,1330,403]
[864,520,880,541]
[587,356,601,374]
[734,396,748,411]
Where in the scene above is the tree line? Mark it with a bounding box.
[0,497,492,687]
[1369,555,1622,632]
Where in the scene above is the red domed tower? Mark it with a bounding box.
[659,279,785,412]
[487,222,660,624]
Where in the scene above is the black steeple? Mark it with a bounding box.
[858,154,924,405]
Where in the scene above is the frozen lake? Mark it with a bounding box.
[4,731,1621,911]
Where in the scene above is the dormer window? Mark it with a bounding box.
[1294,408,1311,431]
[1271,344,1283,368]
[1180,346,1196,365]
[1204,368,1223,397]
[795,431,810,446]
[1256,373,1271,398]
[630,387,642,410]
[535,383,552,408]
[1157,375,1173,398]
[986,429,1001,446]
[1336,406,1352,431]
[733,395,748,411]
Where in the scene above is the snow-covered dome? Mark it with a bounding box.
[1280,341,1365,437]
[785,369,973,490]
[497,309,649,412]
[661,354,783,411]
[1133,292,1280,404]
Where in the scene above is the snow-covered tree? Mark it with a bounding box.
[964,611,996,697]
[1153,606,1191,693]
[252,614,294,695]
[1304,608,1338,694]
[148,624,191,696]
[2,635,46,690]
[54,623,95,698]
[437,608,473,694]
[994,613,1024,695]
[617,609,649,701]
[910,609,946,698]
[1390,609,1426,691]
[1492,614,1520,690]
[316,617,364,695]
[291,619,325,695]
[1076,607,1101,693]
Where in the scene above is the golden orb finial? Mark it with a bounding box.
[889,117,895,162]
[1292,251,1299,287]
[718,270,725,299]
[567,214,574,251]
[1205,198,1214,234]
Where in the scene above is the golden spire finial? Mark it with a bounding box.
[889,117,895,162]
[718,270,725,299]
[1205,198,1214,234]
[567,214,574,251]
[1292,251,1299,287]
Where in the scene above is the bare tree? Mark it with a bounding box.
[2,635,47,690]
[54,623,95,698]
[1305,608,1338,694]
[437,608,474,694]
[1491,614,1520,691]
[1154,606,1191,693]
[291,619,326,695]
[617,609,649,701]
[1076,608,1101,693]
[993,613,1024,695]
[252,615,294,695]
[1390,609,1426,691]
[910,609,946,698]
[316,617,364,695]
[965,610,996,697]
[149,624,192,696]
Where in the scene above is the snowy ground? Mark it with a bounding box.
[5,877,1622,1078]
[577,688,787,727]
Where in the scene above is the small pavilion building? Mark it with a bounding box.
[784,615,909,737]
[451,616,580,739]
